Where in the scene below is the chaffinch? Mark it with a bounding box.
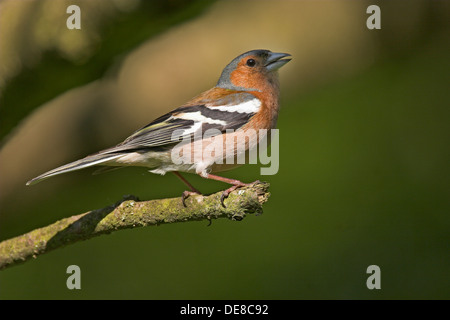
[27,49,291,206]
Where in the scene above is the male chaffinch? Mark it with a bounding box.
[27,49,291,206]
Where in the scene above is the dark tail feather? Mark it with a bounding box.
[26,153,123,186]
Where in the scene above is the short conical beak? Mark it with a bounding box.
[265,52,291,72]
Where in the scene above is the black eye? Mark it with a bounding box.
[246,59,256,67]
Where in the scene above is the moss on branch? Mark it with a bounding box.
[0,182,270,270]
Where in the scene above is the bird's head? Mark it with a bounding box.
[217,49,291,92]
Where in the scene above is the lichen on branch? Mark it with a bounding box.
[0,182,270,270]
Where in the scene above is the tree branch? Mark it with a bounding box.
[0,182,270,270]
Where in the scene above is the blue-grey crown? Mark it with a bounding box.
[216,49,271,91]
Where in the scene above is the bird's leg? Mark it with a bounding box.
[200,173,258,207]
[172,172,202,207]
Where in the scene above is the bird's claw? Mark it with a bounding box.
[220,190,232,208]
[181,190,201,207]
[183,180,261,208]
[220,181,258,208]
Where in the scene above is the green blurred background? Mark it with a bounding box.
[0,0,449,299]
